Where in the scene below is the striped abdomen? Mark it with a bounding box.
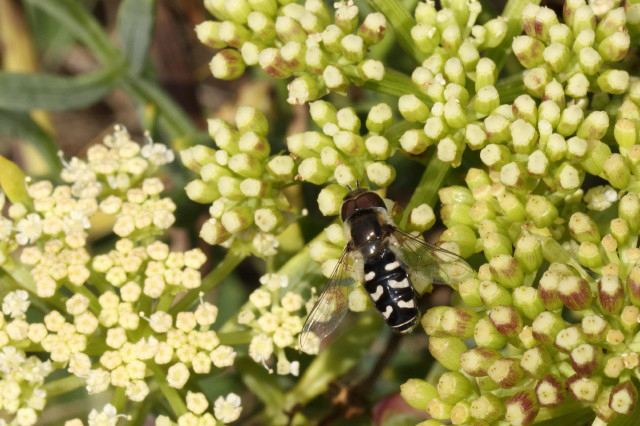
[363,248,419,333]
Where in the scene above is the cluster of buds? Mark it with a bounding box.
[395,0,510,167]
[400,167,640,422]
[181,106,300,256]
[288,101,399,210]
[0,291,51,426]
[236,273,308,373]
[198,0,388,104]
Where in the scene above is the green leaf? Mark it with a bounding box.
[0,67,123,111]
[532,408,594,425]
[26,0,120,64]
[285,313,381,407]
[117,0,156,75]
[0,109,61,175]
[236,357,286,420]
[0,155,30,205]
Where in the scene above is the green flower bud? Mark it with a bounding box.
[567,374,600,402]
[218,21,250,48]
[473,86,500,116]
[437,372,472,404]
[489,305,523,338]
[364,135,391,160]
[439,185,475,205]
[366,162,395,187]
[525,195,558,228]
[443,100,467,129]
[274,15,306,43]
[484,114,511,144]
[309,100,337,128]
[470,393,504,423]
[475,58,497,91]
[521,345,552,378]
[305,45,328,73]
[543,43,570,73]
[421,306,450,337]
[450,400,471,425]
[439,225,477,258]
[186,178,220,203]
[565,72,589,98]
[336,107,360,133]
[512,286,544,320]
[297,158,330,184]
[399,95,430,122]
[569,212,601,244]
[555,162,584,192]
[411,24,440,54]
[196,21,225,48]
[558,275,592,311]
[614,119,637,148]
[200,218,231,245]
[400,378,438,410]
[554,325,586,353]
[480,144,511,170]
[577,241,602,269]
[321,24,344,52]
[407,203,436,232]
[334,164,357,187]
[247,12,276,41]
[287,74,322,105]
[441,24,461,54]
[365,103,393,134]
[505,391,539,426]
[524,67,551,98]
[221,205,253,233]
[332,131,364,156]
[437,136,465,167]
[531,311,565,342]
[426,397,453,420]
[526,150,548,178]
[538,100,561,129]
[441,202,473,228]
[581,315,608,344]
[424,116,448,140]
[479,280,513,308]
[322,65,349,92]
[357,59,385,81]
[598,31,630,62]
[512,95,537,125]
[457,41,479,71]
[482,18,507,47]
[340,34,366,63]
[535,374,565,407]
[572,5,596,34]
[400,129,431,155]
[474,318,507,350]
[513,36,545,68]
[603,153,631,189]
[415,1,437,25]
[619,194,640,233]
[497,192,526,222]
[489,255,524,288]
[317,184,348,216]
[460,347,501,377]
[482,232,512,260]
[429,336,467,370]
[556,106,584,137]
[598,69,629,94]
[210,49,246,80]
[510,120,537,155]
[253,207,283,233]
[550,22,573,45]
[441,307,479,339]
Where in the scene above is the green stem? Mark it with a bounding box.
[344,67,429,104]
[169,249,246,316]
[156,292,174,312]
[43,374,86,397]
[365,0,426,64]
[485,0,542,71]
[148,364,187,417]
[1,261,68,313]
[112,386,127,413]
[496,72,527,104]
[399,153,450,229]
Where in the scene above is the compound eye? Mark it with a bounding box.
[356,191,385,210]
[341,200,357,221]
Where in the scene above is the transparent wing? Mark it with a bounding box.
[299,247,356,354]
[392,228,474,287]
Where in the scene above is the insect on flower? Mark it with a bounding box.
[300,188,474,352]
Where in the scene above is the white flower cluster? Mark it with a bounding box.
[0,291,51,426]
[238,273,308,374]
[155,392,242,425]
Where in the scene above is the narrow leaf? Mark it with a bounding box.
[26,0,120,64]
[0,155,30,204]
[0,67,122,111]
[0,109,61,175]
[117,0,156,75]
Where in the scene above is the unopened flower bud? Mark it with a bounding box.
[582,314,609,343]
[609,381,638,415]
[524,67,551,98]
[555,325,586,353]
[429,336,466,371]
[317,184,348,216]
[521,345,552,378]
[489,305,523,338]
[567,374,600,402]
[437,372,472,404]
[470,393,504,423]
[570,343,602,376]
[513,36,545,68]
[210,49,246,80]
[505,391,539,426]
[460,347,501,377]
[558,275,592,311]
[535,374,565,407]
[598,31,630,62]
[358,12,386,45]
[531,311,565,343]
[400,379,437,410]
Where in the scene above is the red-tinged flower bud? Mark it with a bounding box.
[470,393,504,423]
[621,306,640,333]
[570,343,602,376]
[538,270,564,310]
[520,345,552,378]
[535,374,565,407]
[460,347,501,377]
[554,325,586,353]
[488,358,524,388]
[627,265,640,307]
[582,314,609,343]
[558,276,592,311]
[598,274,624,314]
[489,306,523,338]
[609,381,638,415]
[505,391,539,426]
[441,307,479,339]
[531,311,566,343]
[567,374,601,402]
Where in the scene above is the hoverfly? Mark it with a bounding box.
[300,188,474,352]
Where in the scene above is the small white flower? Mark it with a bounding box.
[259,274,289,291]
[252,232,279,257]
[248,334,273,366]
[248,289,271,309]
[2,290,30,318]
[0,346,26,374]
[15,213,43,245]
[214,393,242,423]
[87,404,119,426]
[85,369,111,394]
[141,141,175,166]
[584,185,618,211]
